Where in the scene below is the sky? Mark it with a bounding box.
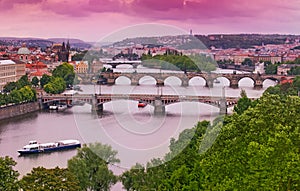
[0,0,299,42]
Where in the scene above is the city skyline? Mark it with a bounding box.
[0,0,299,41]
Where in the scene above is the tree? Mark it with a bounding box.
[20,167,80,191]
[17,75,31,88]
[265,63,278,74]
[52,62,75,87]
[40,74,51,88]
[241,58,254,66]
[292,76,300,91]
[0,156,20,190]
[3,81,18,92]
[44,77,66,94]
[31,76,39,87]
[200,94,300,190]
[233,89,254,114]
[68,142,120,191]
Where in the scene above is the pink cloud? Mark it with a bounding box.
[0,0,300,41]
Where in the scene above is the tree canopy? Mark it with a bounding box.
[68,142,120,191]
[121,93,300,190]
[20,167,81,191]
[0,156,20,191]
[52,62,75,88]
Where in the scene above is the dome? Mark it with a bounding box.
[17,47,31,55]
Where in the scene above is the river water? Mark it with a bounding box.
[0,67,276,190]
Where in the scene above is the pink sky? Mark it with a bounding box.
[0,0,299,41]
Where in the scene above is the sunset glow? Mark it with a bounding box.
[1,0,299,41]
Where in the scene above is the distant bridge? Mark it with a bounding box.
[40,93,246,115]
[102,60,142,68]
[100,72,292,88]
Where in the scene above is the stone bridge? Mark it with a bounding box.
[101,72,292,88]
[103,60,142,68]
[40,93,246,115]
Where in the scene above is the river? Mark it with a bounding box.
[0,67,276,190]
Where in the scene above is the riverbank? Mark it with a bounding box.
[0,102,40,121]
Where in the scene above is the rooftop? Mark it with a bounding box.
[0,60,15,65]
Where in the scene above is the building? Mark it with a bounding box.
[91,60,103,73]
[251,54,282,64]
[75,61,88,74]
[277,64,300,75]
[0,60,25,90]
[17,43,31,63]
[52,41,70,62]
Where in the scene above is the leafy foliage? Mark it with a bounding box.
[40,74,51,88]
[52,62,75,87]
[265,62,279,74]
[0,156,20,190]
[20,167,80,191]
[44,77,66,94]
[241,58,254,66]
[264,76,300,97]
[31,76,39,87]
[234,89,257,114]
[121,94,300,190]
[68,142,120,191]
[141,54,216,72]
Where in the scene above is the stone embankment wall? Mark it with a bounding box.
[0,102,40,120]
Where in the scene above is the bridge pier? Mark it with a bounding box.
[219,87,227,115]
[205,79,214,88]
[91,94,103,114]
[106,78,115,85]
[132,64,138,69]
[219,100,227,115]
[131,79,139,86]
[156,79,164,86]
[154,97,165,116]
[254,80,263,89]
[181,79,189,87]
[229,80,239,88]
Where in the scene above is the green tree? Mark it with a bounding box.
[265,63,278,74]
[288,66,300,75]
[40,74,51,88]
[233,89,254,114]
[68,142,120,191]
[200,94,300,190]
[31,76,39,87]
[44,77,66,94]
[52,62,75,87]
[0,156,20,190]
[20,167,80,191]
[241,58,254,66]
[3,81,18,92]
[292,76,300,91]
[17,75,31,88]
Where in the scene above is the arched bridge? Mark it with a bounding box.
[101,72,292,88]
[103,60,142,68]
[40,93,249,115]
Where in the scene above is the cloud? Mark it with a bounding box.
[1,0,299,22]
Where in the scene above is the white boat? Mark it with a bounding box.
[49,105,58,110]
[57,104,67,111]
[18,140,81,155]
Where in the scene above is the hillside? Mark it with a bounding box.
[111,34,300,49]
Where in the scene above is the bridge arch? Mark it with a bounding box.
[189,76,206,86]
[238,77,255,88]
[262,78,278,88]
[213,77,230,87]
[115,64,134,69]
[115,76,131,85]
[139,76,157,85]
[164,76,182,86]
